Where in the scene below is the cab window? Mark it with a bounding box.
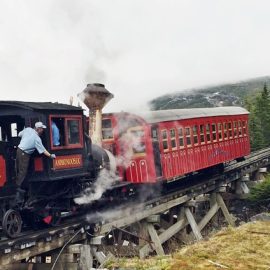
[67,120,80,144]
[50,116,83,149]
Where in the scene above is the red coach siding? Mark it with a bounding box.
[102,108,250,184]
[158,114,250,181]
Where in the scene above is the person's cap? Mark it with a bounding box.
[35,122,47,129]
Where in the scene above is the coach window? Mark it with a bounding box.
[178,128,184,149]
[228,122,233,139]
[102,119,113,140]
[170,129,176,149]
[212,123,217,142]
[238,121,242,137]
[193,126,198,145]
[129,127,146,154]
[151,128,158,141]
[233,121,238,138]
[223,123,228,140]
[162,130,168,151]
[242,121,247,136]
[206,124,211,143]
[199,125,205,144]
[218,123,223,141]
[185,127,191,147]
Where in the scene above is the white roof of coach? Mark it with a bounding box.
[137,107,249,124]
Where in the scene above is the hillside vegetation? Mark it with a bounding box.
[149,76,270,151]
[107,221,270,270]
[149,76,270,110]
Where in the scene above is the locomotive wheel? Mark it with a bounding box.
[2,209,22,238]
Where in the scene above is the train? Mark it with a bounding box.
[0,84,250,237]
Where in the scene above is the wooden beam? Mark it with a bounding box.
[147,224,165,256]
[198,202,220,231]
[0,233,87,266]
[99,195,191,234]
[184,208,203,241]
[216,193,235,227]
[78,245,92,270]
[140,217,187,258]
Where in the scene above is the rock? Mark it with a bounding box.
[250,212,270,222]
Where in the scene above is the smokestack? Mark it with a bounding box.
[78,83,114,146]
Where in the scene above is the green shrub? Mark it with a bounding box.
[248,175,270,204]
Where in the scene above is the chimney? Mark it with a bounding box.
[78,83,114,146]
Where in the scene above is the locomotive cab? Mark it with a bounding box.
[0,102,94,222]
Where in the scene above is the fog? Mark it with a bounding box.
[0,0,270,112]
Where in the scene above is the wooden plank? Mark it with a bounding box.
[79,245,93,270]
[91,247,107,264]
[147,224,165,256]
[2,263,78,270]
[184,208,203,240]
[140,217,187,258]
[0,233,87,266]
[99,194,191,234]
[139,221,150,246]
[216,193,235,227]
[198,203,220,231]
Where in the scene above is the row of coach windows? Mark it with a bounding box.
[161,120,248,151]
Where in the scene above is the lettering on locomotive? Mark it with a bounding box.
[53,155,83,170]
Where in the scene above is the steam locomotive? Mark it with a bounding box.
[0,84,250,237]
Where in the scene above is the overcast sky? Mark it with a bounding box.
[0,0,270,112]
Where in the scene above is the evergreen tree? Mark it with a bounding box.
[247,83,270,150]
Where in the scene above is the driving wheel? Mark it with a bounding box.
[2,209,22,238]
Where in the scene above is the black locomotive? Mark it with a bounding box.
[0,101,111,237]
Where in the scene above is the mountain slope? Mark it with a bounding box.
[149,76,270,110]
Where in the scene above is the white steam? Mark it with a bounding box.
[116,131,144,169]
[74,168,119,205]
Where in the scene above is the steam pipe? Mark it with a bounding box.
[78,83,114,147]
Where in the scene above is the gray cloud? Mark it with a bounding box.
[0,0,270,112]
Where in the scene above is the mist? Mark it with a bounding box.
[1,0,270,112]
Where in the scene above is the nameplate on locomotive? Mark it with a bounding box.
[53,155,83,170]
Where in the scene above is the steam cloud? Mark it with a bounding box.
[74,168,119,205]
[74,129,144,205]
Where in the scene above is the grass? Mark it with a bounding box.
[106,221,270,270]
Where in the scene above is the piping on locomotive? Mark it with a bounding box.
[0,84,250,237]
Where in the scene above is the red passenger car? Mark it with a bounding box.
[101,107,250,184]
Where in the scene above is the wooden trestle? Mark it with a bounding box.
[2,146,270,269]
